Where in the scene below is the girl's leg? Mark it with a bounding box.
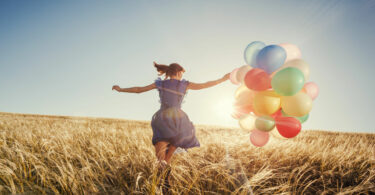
[154,141,169,164]
[165,145,177,164]
[163,144,176,193]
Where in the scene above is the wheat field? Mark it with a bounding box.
[0,112,374,194]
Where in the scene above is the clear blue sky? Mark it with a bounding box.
[1,0,374,133]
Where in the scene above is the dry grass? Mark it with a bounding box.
[0,112,374,194]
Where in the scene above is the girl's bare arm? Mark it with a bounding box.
[187,73,230,90]
[112,83,156,93]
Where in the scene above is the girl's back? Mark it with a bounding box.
[155,78,189,109]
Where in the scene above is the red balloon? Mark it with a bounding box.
[275,116,301,138]
[271,109,283,119]
[244,68,272,91]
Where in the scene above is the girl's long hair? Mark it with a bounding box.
[154,62,185,79]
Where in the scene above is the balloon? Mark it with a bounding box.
[238,114,257,131]
[280,59,310,81]
[230,68,240,85]
[272,67,305,96]
[275,116,301,138]
[255,45,286,74]
[303,82,319,100]
[251,109,262,117]
[281,92,312,117]
[233,87,254,118]
[255,116,275,132]
[244,68,272,91]
[299,114,309,123]
[236,65,252,84]
[271,109,283,118]
[234,84,250,99]
[270,127,288,140]
[234,86,254,106]
[233,42,314,145]
[253,90,281,116]
[233,104,253,115]
[231,110,243,119]
[250,129,269,147]
[279,43,302,63]
[281,110,309,123]
[244,41,266,66]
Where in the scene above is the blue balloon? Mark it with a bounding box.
[244,41,266,67]
[255,45,286,74]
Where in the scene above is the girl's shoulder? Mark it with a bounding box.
[180,78,189,85]
[154,77,164,85]
[154,77,189,85]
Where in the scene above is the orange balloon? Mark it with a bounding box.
[234,86,255,107]
[235,84,251,99]
[233,103,253,115]
[252,109,262,117]
[231,111,243,119]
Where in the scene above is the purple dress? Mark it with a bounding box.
[151,77,200,149]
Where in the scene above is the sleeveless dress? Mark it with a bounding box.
[151,77,200,149]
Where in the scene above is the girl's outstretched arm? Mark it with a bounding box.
[112,83,156,93]
[187,73,230,90]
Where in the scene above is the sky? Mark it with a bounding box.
[0,0,374,133]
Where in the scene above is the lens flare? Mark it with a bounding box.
[214,97,235,120]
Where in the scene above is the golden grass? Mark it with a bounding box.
[0,112,374,194]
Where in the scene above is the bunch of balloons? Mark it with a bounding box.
[230,41,319,147]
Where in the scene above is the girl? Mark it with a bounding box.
[112,61,229,179]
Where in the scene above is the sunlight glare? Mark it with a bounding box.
[214,97,235,121]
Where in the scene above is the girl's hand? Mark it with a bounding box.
[222,73,230,80]
[112,85,121,92]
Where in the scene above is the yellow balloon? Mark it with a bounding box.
[253,90,281,116]
[281,91,312,117]
[238,114,257,130]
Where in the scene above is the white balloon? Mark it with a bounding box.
[271,59,310,80]
[238,114,256,131]
[279,43,302,63]
[230,68,240,85]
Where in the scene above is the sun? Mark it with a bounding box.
[214,97,235,120]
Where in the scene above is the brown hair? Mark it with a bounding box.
[154,62,185,79]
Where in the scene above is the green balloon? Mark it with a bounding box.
[281,110,309,123]
[271,67,305,96]
[255,116,275,132]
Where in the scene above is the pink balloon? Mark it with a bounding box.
[250,129,269,147]
[304,82,319,100]
[230,68,240,85]
[279,43,302,63]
